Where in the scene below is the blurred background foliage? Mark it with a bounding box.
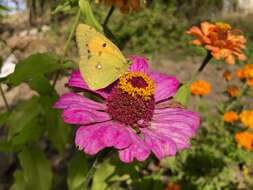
[0,0,253,190]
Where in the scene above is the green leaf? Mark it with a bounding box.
[8,97,42,140]
[18,147,53,190]
[0,140,13,152]
[10,170,26,190]
[132,176,163,190]
[79,0,103,32]
[0,4,9,12]
[39,95,71,153]
[29,75,55,95]
[174,83,190,106]
[92,159,115,190]
[68,152,88,190]
[8,53,61,86]
[11,118,44,146]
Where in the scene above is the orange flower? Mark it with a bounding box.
[165,182,181,190]
[187,21,247,65]
[244,64,253,78]
[96,0,141,12]
[190,80,211,96]
[236,69,246,80]
[226,85,240,97]
[247,78,253,86]
[240,110,253,128]
[223,70,232,81]
[223,111,238,123]
[236,64,253,87]
[235,131,253,151]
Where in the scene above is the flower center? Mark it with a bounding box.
[107,72,155,127]
[118,72,154,101]
[215,22,231,32]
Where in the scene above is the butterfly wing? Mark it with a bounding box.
[76,24,128,90]
[79,54,128,90]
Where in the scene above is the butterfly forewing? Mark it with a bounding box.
[76,24,128,90]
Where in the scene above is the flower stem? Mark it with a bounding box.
[84,155,100,190]
[84,149,112,190]
[103,6,115,28]
[0,83,10,111]
[52,9,81,88]
[198,51,213,73]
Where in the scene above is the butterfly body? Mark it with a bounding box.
[76,24,129,90]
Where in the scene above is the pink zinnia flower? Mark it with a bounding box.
[54,56,200,163]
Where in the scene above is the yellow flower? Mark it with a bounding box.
[190,80,211,96]
[235,131,253,151]
[223,111,238,123]
[187,21,247,65]
[239,110,253,128]
[226,85,240,97]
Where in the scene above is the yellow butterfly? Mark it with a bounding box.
[76,23,130,90]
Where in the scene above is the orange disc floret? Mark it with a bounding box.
[223,70,232,81]
[190,80,211,96]
[226,85,240,97]
[235,131,253,151]
[165,182,181,190]
[95,0,141,12]
[240,110,253,128]
[187,21,247,65]
[223,111,238,123]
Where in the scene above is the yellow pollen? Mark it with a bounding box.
[119,72,155,100]
[215,22,231,31]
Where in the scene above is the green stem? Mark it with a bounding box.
[84,155,100,190]
[0,83,10,111]
[52,9,81,88]
[198,51,212,73]
[188,51,213,84]
[103,6,115,28]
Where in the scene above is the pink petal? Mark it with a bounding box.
[141,128,177,159]
[152,108,200,149]
[68,70,110,99]
[154,108,200,131]
[149,72,179,102]
[75,121,131,155]
[119,128,150,163]
[53,93,106,110]
[62,105,111,125]
[128,55,149,73]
